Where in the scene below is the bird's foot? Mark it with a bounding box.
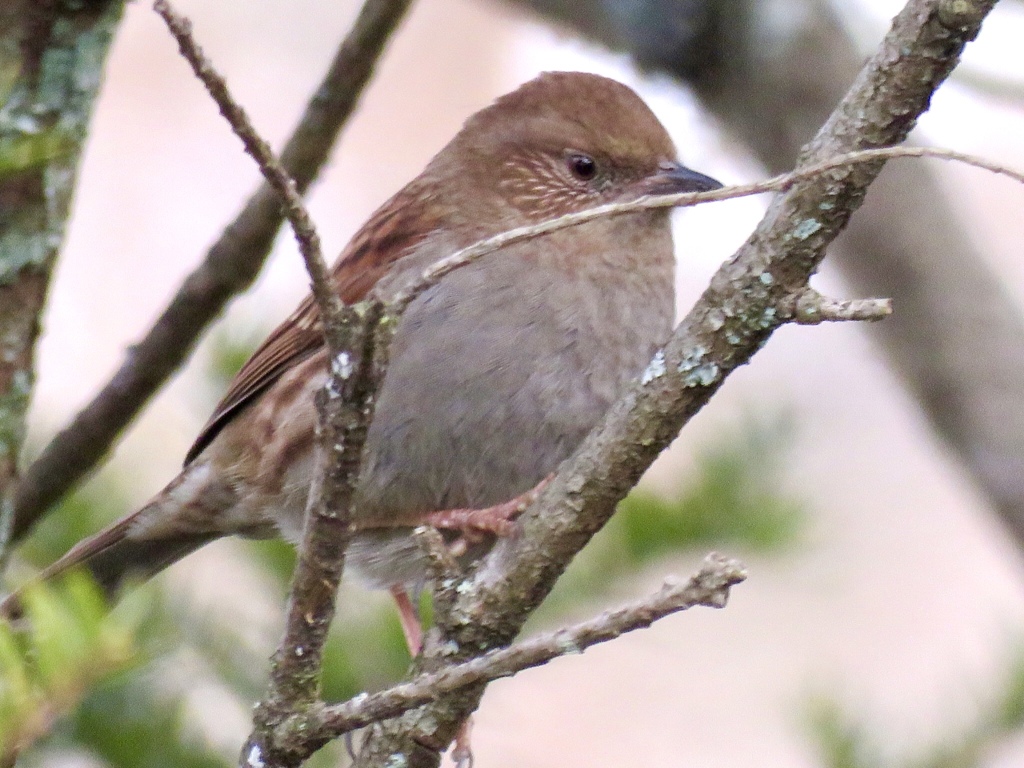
[424,476,552,552]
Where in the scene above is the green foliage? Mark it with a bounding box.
[51,673,229,768]
[8,482,232,767]
[807,697,885,768]
[617,422,802,558]
[808,646,1024,768]
[540,416,803,615]
[0,573,141,763]
[996,645,1024,731]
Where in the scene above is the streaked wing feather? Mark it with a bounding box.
[185,187,436,464]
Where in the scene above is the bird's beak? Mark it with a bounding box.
[642,161,723,195]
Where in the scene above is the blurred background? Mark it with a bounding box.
[7,0,1024,765]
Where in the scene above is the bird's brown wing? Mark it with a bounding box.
[185,187,439,464]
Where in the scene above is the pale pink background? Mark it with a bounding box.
[29,0,1024,765]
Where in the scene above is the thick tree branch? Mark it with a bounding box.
[352,2,997,766]
[510,0,1024,552]
[10,0,413,543]
[0,0,125,564]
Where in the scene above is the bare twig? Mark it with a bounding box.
[390,144,1024,313]
[149,5,389,767]
[265,554,746,754]
[155,0,337,323]
[10,0,413,543]
[789,290,893,324]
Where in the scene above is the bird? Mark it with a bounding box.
[5,72,720,646]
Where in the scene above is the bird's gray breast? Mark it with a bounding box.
[355,234,674,523]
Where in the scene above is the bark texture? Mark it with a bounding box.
[0,0,125,560]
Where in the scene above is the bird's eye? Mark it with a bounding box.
[567,153,597,181]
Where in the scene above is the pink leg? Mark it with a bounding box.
[451,719,474,767]
[389,585,422,656]
[398,477,552,766]
[389,587,471,765]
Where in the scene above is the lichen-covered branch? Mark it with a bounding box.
[510,0,1024,552]
[10,0,414,544]
[0,0,126,564]
[352,2,997,765]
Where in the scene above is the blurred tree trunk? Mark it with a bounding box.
[507,0,1024,549]
[0,1,125,556]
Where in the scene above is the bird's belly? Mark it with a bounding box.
[354,268,666,525]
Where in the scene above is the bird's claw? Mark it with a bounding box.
[425,475,553,553]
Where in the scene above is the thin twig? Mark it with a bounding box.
[272,554,746,751]
[148,5,386,767]
[10,0,413,543]
[154,0,337,317]
[790,291,893,324]
[390,144,1024,313]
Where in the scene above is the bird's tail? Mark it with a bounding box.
[2,462,230,619]
[38,513,217,594]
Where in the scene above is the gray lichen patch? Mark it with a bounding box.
[791,218,823,241]
[683,362,720,389]
[676,344,709,375]
[0,368,31,460]
[641,349,667,384]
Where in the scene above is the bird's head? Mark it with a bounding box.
[430,71,721,229]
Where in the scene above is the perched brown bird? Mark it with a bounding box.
[9,72,719,638]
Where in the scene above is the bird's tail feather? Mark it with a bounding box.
[3,501,219,619]
[41,517,217,594]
